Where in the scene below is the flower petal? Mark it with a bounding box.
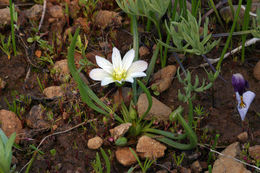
[127,60,148,75]
[112,47,122,70]
[89,68,110,81]
[236,91,255,121]
[231,73,248,95]
[122,49,135,71]
[125,77,134,83]
[128,72,146,78]
[96,56,113,74]
[101,77,114,86]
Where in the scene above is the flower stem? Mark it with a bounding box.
[130,14,139,104]
[118,87,123,104]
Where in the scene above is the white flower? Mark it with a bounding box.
[89,47,148,86]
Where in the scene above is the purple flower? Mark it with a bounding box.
[231,73,255,121]
[231,73,249,96]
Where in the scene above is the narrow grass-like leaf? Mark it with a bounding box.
[9,0,16,57]
[129,148,143,170]
[146,111,197,150]
[209,0,224,28]
[100,148,110,173]
[241,0,252,63]
[68,29,110,115]
[137,80,152,123]
[67,28,124,123]
[217,0,243,70]
[143,128,187,140]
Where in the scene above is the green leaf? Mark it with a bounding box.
[100,148,111,173]
[67,28,123,121]
[27,37,34,43]
[137,80,152,122]
[115,137,128,146]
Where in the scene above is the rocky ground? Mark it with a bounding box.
[0,0,260,172]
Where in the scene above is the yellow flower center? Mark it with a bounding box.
[112,68,127,81]
[239,96,246,108]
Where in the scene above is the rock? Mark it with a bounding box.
[49,5,64,18]
[110,123,132,140]
[137,93,172,121]
[75,17,90,33]
[94,10,122,29]
[249,145,260,160]
[179,167,191,173]
[250,3,260,13]
[115,147,137,166]
[220,3,260,24]
[0,109,23,143]
[237,132,248,143]
[139,46,150,57]
[24,4,43,20]
[191,160,202,173]
[212,142,251,173]
[0,77,6,89]
[26,105,51,129]
[253,60,260,80]
[43,86,64,98]
[87,136,103,150]
[53,59,69,75]
[0,0,9,4]
[156,170,168,173]
[151,65,176,93]
[53,59,70,82]
[0,8,10,28]
[136,136,167,159]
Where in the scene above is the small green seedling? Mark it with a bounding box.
[50,149,56,157]
[0,129,16,173]
[129,148,155,173]
[0,34,12,59]
[91,148,111,173]
[173,152,185,167]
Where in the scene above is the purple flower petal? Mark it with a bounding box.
[231,73,248,95]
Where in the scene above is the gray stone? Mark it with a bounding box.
[212,142,251,173]
[110,123,132,140]
[137,93,172,121]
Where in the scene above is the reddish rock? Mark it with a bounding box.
[0,110,23,143]
[115,147,137,166]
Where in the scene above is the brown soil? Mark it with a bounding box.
[1,0,260,172]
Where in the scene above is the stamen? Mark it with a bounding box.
[239,96,246,108]
[112,68,127,81]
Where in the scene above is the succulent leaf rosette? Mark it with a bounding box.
[89,47,148,86]
[231,73,255,121]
